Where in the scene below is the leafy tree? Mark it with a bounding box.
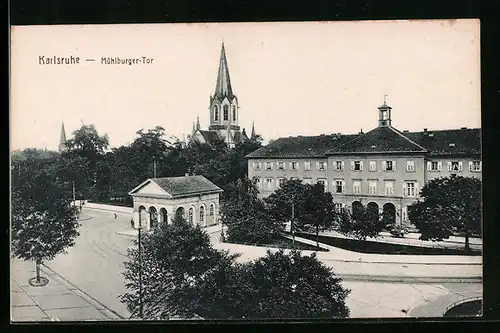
[11,154,80,284]
[64,124,109,159]
[265,179,310,229]
[300,183,337,247]
[338,204,384,241]
[120,216,237,319]
[407,175,481,252]
[233,249,350,319]
[221,178,283,244]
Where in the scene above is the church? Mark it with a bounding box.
[188,42,256,149]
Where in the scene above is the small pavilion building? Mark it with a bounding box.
[128,175,223,231]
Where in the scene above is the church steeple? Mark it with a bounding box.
[214,42,234,100]
[196,116,201,131]
[251,121,256,139]
[208,42,240,143]
[59,122,67,152]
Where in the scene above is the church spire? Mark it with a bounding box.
[251,121,256,139]
[214,42,233,99]
[59,122,67,152]
[196,116,201,131]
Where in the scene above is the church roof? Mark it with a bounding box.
[246,134,359,158]
[198,130,222,145]
[213,42,235,101]
[405,128,481,156]
[129,175,223,198]
[329,126,427,154]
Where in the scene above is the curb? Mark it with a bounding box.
[84,207,133,215]
[337,274,482,284]
[40,264,126,320]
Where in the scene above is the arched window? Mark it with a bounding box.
[189,207,194,224]
[209,203,215,225]
[199,206,205,225]
[214,106,219,121]
[223,105,229,121]
[232,105,237,121]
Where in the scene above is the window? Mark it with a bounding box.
[303,178,313,185]
[253,161,261,170]
[199,206,205,224]
[448,161,463,172]
[304,161,311,171]
[265,178,273,190]
[470,161,481,172]
[278,162,285,170]
[232,105,236,121]
[385,181,394,196]
[369,161,377,172]
[223,105,229,121]
[402,207,408,222]
[318,161,327,171]
[317,179,327,192]
[188,207,194,224]
[334,203,343,213]
[427,161,440,172]
[254,177,262,189]
[405,182,417,197]
[214,106,219,121]
[384,161,394,171]
[290,162,298,170]
[368,181,377,195]
[278,178,285,187]
[265,162,272,170]
[406,161,415,172]
[335,161,344,171]
[353,181,361,194]
[335,180,344,194]
[353,161,362,171]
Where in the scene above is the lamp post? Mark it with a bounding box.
[138,220,144,319]
[153,156,157,178]
[291,194,295,245]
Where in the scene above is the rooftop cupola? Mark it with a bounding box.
[378,94,392,127]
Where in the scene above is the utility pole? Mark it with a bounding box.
[153,156,157,178]
[291,194,295,245]
[138,221,143,318]
[72,181,76,209]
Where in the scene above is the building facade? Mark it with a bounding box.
[189,43,256,148]
[128,175,223,231]
[247,102,481,227]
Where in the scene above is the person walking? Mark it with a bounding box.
[114,213,117,219]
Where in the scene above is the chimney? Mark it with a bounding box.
[423,128,428,132]
[403,130,409,133]
[461,127,467,130]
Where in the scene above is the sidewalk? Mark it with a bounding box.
[11,259,123,322]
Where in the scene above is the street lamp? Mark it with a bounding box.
[137,220,144,319]
[291,194,295,245]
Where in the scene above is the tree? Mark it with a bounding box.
[11,154,80,285]
[338,204,384,241]
[120,216,237,319]
[233,249,350,319]
[265,179,310,230]
[221,178,283,244]
[301,183,337,247]
[407,175,481,252]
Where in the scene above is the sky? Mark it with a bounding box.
[10,19,480,151]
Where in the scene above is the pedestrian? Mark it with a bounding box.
[114,213,117,219]
[131,219,134,228]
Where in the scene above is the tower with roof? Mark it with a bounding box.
[189,42,251,149]
[58,122,68,152]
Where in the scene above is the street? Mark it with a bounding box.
[41,208,481,319]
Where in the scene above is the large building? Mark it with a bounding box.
[189,42,256,148]
[247,101,481,227]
